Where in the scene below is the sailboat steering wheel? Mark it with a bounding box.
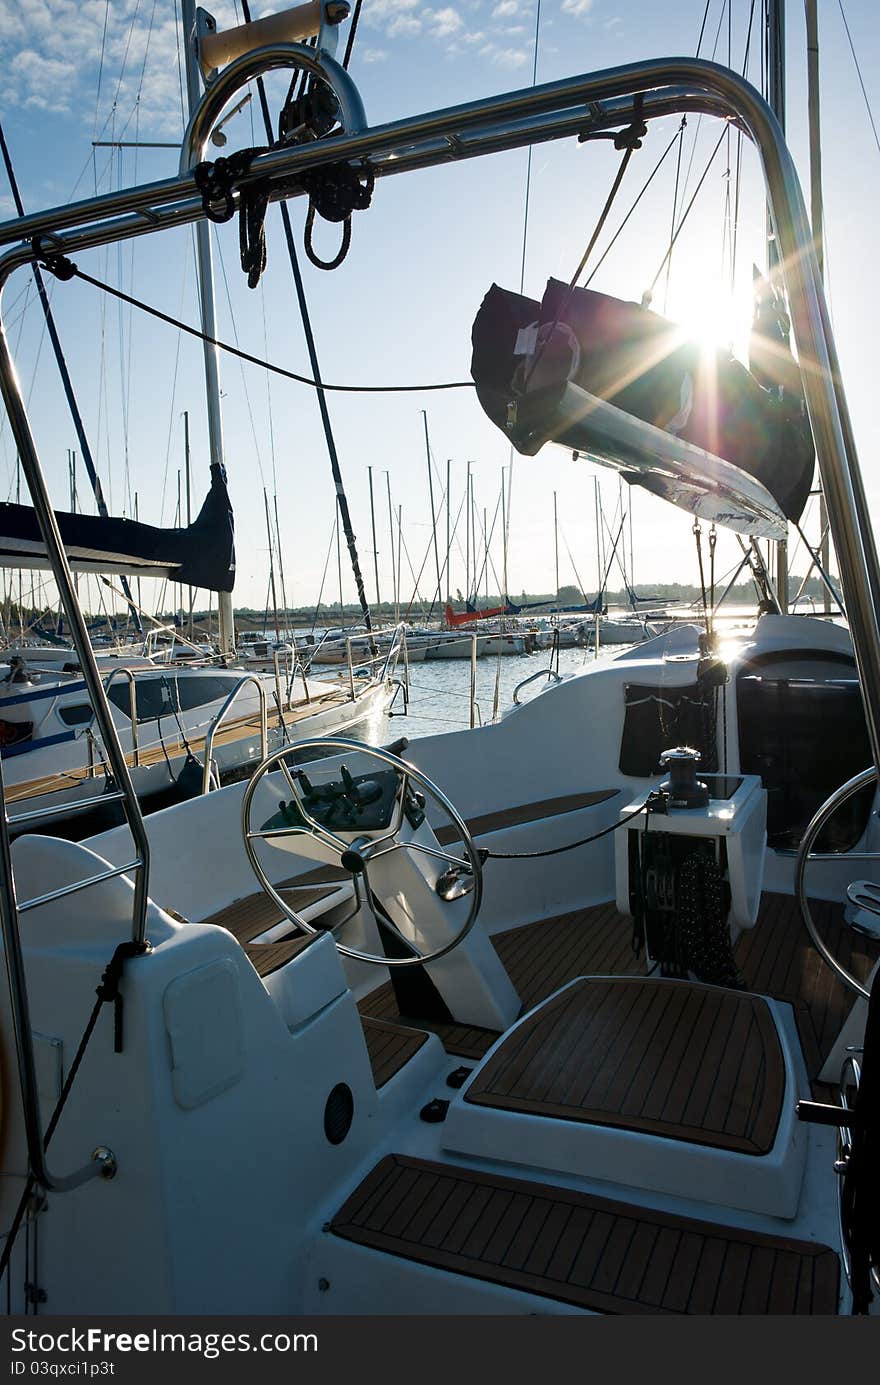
[241,738,484,966]
[794,765,879,999]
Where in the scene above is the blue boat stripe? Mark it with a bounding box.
[1,728,77,759]
[0,679,88,709]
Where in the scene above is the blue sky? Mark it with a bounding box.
[0,0,878,617]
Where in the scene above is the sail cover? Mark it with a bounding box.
[471,280,815,540]
[0,463,235,592]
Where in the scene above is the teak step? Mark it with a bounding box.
[360,1016,429,1088]
[464,977,785,1156]
[331,1154,840,1314]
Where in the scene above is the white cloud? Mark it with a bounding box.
[361,0,420,18]
[427,7,464,38]
[493,47,528,68]
[362,0,423,38]
[0,0,192,136]
[561,0,594,16]
[491,1,519,17]
[388,12,423,34]
[360,47,388,63]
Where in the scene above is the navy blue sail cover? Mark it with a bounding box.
[471,279,815,526]
[0,462,235,592]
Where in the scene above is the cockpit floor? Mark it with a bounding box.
[358,893,879,1093]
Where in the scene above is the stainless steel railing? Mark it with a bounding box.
[200,674,269,795]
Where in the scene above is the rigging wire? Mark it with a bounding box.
[92,0,112,141]
[730,0,758,291]
[212,226,269,490]
[583,121,686,289]
[662,118,687,312]
[837,0,880,159]
[695,0,713,57]
[647,126,728,294]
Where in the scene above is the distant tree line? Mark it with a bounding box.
[6,573,835,634]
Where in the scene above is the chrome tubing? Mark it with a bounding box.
[513,667,562,705]
[0,761,113,1192]
[179,43,367,177]
[102,665,140,766]
[0,307,151,947]
[201,674,269,795]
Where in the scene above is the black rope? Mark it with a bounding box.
[0,940,150,1287]
[481,799,653,861]
[693,518,710,638]
[304,202,351,270]
[582,116,684,292]
[581,118,685,291]
[33,254,473,394]
[674,850,742,988]
[342,0,364,70]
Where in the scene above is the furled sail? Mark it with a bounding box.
[0,463,235,592]
[470,280,815,540]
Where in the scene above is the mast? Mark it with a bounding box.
[273,493,289,635]
[766,0,789,613]
[181,0,235,654]
[0,121,142,634]
[367,466,381,613]
[68,450,79,597]
[385,471,398,625]
[239,0,375,640]
[133,490,140,633]
[183,410,194,638]
[335,511,344,630]
[396,506,403,626]
[422,411,442,612]
[594,477,602,650]
[264,487,280,642]
[501,468,509,605]
[805,0,831,616]
[176,468,182,631]
[553,490,559,604]
[465,461,472,603]
[446,460,452,609]
[484,505,489,606]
